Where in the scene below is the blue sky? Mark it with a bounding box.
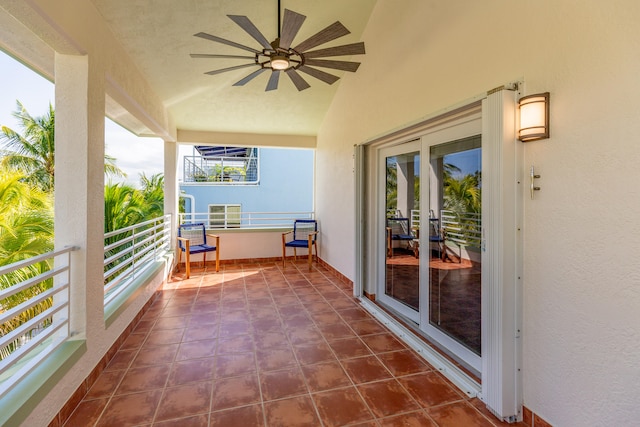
[0,50,165,187]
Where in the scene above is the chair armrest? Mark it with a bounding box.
[176,236,190,251]
[206,234,220,247]
[282,230,294,237]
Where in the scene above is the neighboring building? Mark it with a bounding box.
[179,146,314,227]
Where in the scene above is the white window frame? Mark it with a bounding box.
[208,204,241,228]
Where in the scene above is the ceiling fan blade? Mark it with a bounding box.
[194,32,261,54]
[279,9,306,50]
[190,54,256,60]
[298,65,340,85]
[266,70,281,91]
[233,68,268,86]
[304,59,361,72]
[293,21,350,53]
[205,63,258,76]
[227,15,272,50]
[303,42,365,59]
[285,69,311,91]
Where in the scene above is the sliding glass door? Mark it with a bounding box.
[378,141,420,322]
[375,120,483,373]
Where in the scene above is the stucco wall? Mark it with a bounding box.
[317,1,640,425]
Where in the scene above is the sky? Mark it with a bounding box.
[0,50,165,187]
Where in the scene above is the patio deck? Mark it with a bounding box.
[62,260,523,426]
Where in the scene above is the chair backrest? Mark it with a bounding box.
[178,223,206,249]
[293,219,318,242]
[387,217,412,237]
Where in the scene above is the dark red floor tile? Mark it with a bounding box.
[341,355,393,384]
[426,401,495,427]
[377,349,430,376]
[263,395,320,427]
[211,374,261,411]
[398,371,464,408]
[312,386,374,427]
[328,337,372,359]
[357,379,420,418]
[155,381,212,422]
[260,367,308,401]
[210,404,264,427]
[300,360,351,392]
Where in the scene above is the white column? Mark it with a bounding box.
[164,140,179,254]
[54,53,105,339]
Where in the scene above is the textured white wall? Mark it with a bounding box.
[317,1,640,425]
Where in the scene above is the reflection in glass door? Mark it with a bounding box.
[380,144,420,321]
[428,136,482,357]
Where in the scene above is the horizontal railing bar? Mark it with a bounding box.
[0,264,68,301]
[104,234,136,253]
[0,283,67,326]
[104,216,164,239]
[0,325,67,399]
[0,302,66,351]
[0,246,79,277]
[0,318,67,376]
[104,260,134,286]
[103,246,135,267]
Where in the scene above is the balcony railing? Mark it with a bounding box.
[0,245,78,399]
[179,211,314,229]
[182,153,259,184]
[104,215,171,306]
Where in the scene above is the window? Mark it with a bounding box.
[209,204,241,228]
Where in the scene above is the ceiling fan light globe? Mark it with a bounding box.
[271,55,290,70]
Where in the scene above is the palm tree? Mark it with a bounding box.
[0,101,125,192]
[0,168,54,359]
[139,173,164,219]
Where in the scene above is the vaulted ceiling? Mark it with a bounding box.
[90,0,377,137]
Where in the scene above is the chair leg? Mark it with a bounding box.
[215,248,220,272]
[308,246,312,271]
[185,250,191,279]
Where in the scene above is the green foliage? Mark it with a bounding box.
[0,101,126,193]
[0,168,54,360]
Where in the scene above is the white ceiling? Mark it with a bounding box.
[90,0,377,137]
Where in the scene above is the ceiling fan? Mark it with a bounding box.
[190,1,365,92]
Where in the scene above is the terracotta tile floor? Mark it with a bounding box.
[64,261,526,426]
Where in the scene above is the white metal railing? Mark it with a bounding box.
[182,153,259,184]
[410,209,420,230]
[104,214,171,305]
[0,245,79,399]
[440,209,482,248]
[178,211,314,229]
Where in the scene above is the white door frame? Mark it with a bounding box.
[356,87,523,422]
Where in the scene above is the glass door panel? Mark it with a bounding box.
[428,136,482,357]
[379,142,420,321]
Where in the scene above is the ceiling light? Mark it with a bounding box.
[271,55,290,70]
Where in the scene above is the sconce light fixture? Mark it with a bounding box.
[518,92,550,142]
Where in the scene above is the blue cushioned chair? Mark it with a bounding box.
[386,217,415,257]
[177,223,220,278]
[282,219,318,270]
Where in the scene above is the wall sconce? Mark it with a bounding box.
[518,92,550,142]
